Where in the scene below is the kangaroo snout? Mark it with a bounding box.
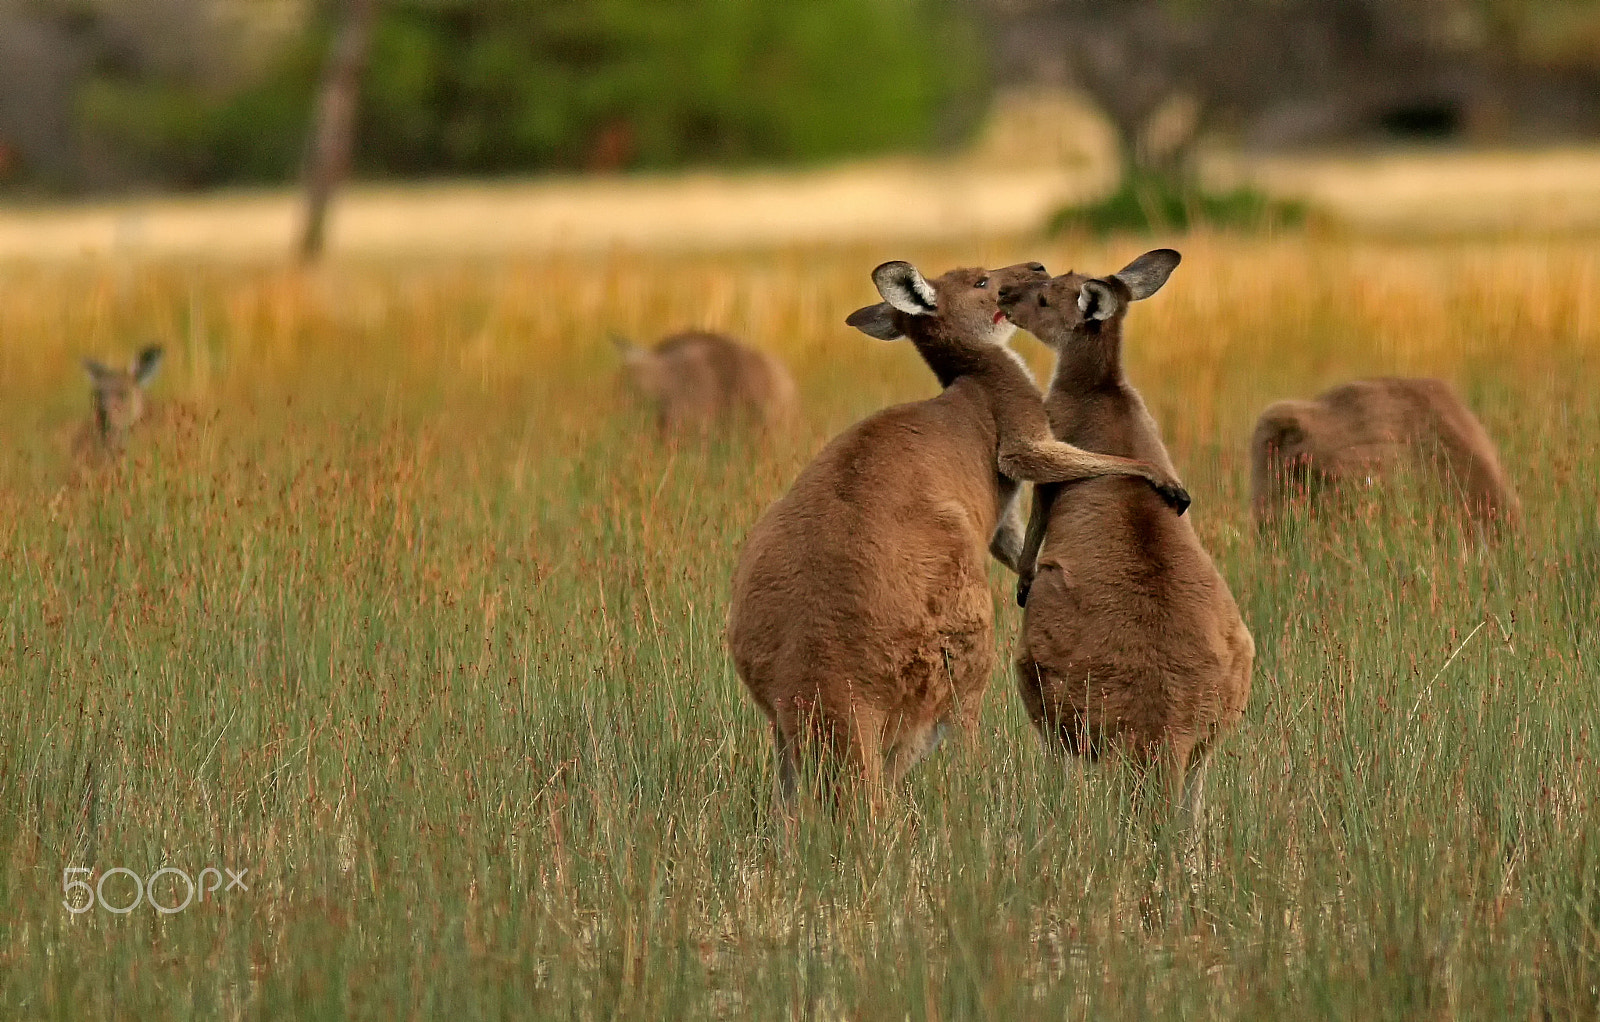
[997,279,1041,312]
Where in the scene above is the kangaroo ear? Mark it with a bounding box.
[1077,279,1120,321]
[870,261,938,317]
[83,358,113,384]
[609,333,648,363]
[846,302,903,340]
[1114,249,1181,301]
[133,346,163,385]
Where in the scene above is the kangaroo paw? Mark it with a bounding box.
[1154,481,1191,515]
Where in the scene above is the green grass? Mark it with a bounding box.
[1,237,1598,1019]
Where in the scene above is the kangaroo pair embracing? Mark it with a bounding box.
[727,258,1189,812]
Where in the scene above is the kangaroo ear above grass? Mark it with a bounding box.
[870,261,938,317]
[83,358,113,384]
[846,302,903,340]
[1114,249,1181,301]
[134,346,163,385]
[1077,279,1120,321]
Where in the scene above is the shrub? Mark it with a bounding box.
[68,0,987,190]
[1049,174,1308,236]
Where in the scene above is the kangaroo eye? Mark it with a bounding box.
[974,276,989,289]
[1038,294,1049,308]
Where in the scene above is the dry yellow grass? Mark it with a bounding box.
[6,232,1596,511]
[3,229,1599,1018]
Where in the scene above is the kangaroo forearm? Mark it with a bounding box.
[1020,488,1052,569]
[988,475,1025,572]
[1014,485,1052,598]
[989,519,1023,573]
[999,440,1157,485]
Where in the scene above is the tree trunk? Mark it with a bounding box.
[299,0,379,263]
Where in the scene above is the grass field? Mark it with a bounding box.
[2,230,1599,1019]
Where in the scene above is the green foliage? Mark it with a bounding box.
[359,0,984,174]
[1050,174,1309,236]
[76,45,325,188]
[73,0,985,189]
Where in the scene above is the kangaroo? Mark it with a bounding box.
[727,259,1191,813]
[1250,377,1520,529]
[72,346,164,464]
[998,250,1253,832]
[614,330,798,433]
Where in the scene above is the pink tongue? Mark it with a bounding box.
[993,311,1006,323]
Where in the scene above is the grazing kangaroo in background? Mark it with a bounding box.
[614,330,798,433]
[998,250,1253,832]
[727,259,1191,814]
[73,346,164,464]
[1250,377,1520,529]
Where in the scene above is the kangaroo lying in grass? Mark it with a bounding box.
[727,259,1190,813]
[1250,377,1520,530]
[998,251,1253,833]
[614,330,797,433]
[73,346,164,465]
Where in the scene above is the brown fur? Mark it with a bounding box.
[998,251,1253,826]
[72,346,164,467]
[726,260,1190,811]
[617,330,797,433]
[1251,377,1520,529]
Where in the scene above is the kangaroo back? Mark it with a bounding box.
[617,331,797,432]
[1249,377,1519,528]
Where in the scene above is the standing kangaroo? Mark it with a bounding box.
[998,251,1253,830]
[1250,377,1520,529]
[614,330,798,433]
[727,259,1191,812]
[73,346,164,464]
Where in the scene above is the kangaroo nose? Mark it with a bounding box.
[998,284,1024,305]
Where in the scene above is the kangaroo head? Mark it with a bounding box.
[611,333,667,401]
[1257,406,1314,465]
[84,345,162,445]
[845,260,1050,346]
[998,249,1180,344]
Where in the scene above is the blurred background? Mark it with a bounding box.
[5,9,1600,1014]
[1,0,1598,256]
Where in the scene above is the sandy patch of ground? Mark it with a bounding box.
[0,160,1118,261]
[1214,147,1600,235]
[2,88,1599,259]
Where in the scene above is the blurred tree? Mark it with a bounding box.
[0,6,91,188]
[300,0,378,261]
[987,0,1497,185]
[0,0,316,190]
[988,0,1600,188]
[351,0,984,176]
[7,0,1593,193]
[0,0,985,192]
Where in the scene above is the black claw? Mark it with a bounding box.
[1159,484,1191,516]
[1016,580,1032,607]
